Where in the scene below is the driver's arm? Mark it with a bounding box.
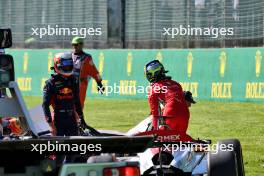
[42,81,53,124]
[73,77,85,122]
[148,89,160,130]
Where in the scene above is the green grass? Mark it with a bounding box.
[24,96,264,176]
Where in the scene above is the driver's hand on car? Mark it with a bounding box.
[47,122,55,135]
[78,117,88,129]
[46,117,56,135]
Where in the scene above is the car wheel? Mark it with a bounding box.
[218,139,245,176]
[208,139,244,176]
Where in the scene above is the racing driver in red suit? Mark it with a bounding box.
[145,60,190,134]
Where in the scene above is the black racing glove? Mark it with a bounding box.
[78,115,88,129]
[97,81,105,94]
[78,116,101,136]
[184,91,196,104]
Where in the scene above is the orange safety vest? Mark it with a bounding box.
[72,51,102,108]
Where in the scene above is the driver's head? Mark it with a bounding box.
[71,37,84,54]
[53,52,74,77]
[145,60,168,83]
[184,91,196,107]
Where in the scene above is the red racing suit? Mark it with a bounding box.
[148,79,190,133]
[72,51,102,108]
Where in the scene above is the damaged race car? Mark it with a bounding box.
[0,28,153,176]
[124,116,245,176]
[0,28,245,176]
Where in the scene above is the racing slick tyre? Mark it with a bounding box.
[218,139,245,176]
[208,139,244,176]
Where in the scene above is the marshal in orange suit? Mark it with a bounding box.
[71,37,104,109]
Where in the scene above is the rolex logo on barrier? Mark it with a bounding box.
[219,51,227,77]
[127,52,133,76]
[156,51,163,63]
[98,52,104,76]
[23,52,29,73]
[17,77,32,91]
[187,51,193,78]
[255,50,262,77]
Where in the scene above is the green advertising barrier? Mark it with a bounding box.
[5,48,264,102]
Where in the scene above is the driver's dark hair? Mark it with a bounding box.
[160,75,171,81]
[154,68,171,82]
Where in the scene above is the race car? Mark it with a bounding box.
[9,105,244,176]
[125,117,245,176]
[0,28,152,176]
[0,28,245,176]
